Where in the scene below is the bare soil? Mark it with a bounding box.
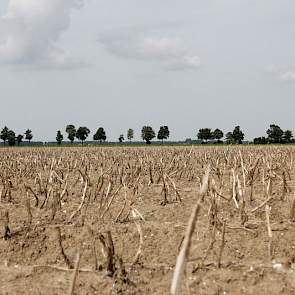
[0,146,295,294]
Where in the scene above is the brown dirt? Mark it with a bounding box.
[0,146,295,294]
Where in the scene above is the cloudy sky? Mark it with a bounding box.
[0,0,294,141]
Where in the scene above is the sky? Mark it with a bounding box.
[0,0,294,141]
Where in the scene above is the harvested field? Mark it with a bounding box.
[1,146,295,294]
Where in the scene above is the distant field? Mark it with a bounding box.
[1,146,295,294]
[0,142,198,148]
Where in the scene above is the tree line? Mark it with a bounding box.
[0,127,33,146]
[62,125,169,145]
[253,124,293,144]
[196,125,294,144]
[0,124,294,146]
[196,126,245,144]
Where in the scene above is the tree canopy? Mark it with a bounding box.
[76,127,90,144]
[157,126,170,143]
[141,126,155,144]
[25,129,33,143]
[16,134,23,146]
[253,125,294,144]
[283,130,293,143]
[66,125,76,143]
[7,130,16,146]
[197,128,212,143]
[267,124,284,143]
[93,127,107,143]
[225,132,235,144]
[127,129,134,142]
[0,126,9,145]
[232,126,244,144]
[118,134,124,143]
[212,129,224,142]
[56,130,64,145]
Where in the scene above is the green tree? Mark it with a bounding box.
[66,125,76,143]
[212,129,224,142]
[141,126,155,144]
[56,130,64,145]
[232,126,244,144]
[118,134,124,143]
[25,129,33,143]
[93,127,107,143]
[0,126,9,145]
[283,130,293,143]
[7,130,16,146]
[127,128,134,142]
[76,127,90,144]
[157,126,170,143]
[225,132,235,144]
[253,137,268,144]
[266,124,284,143]
[16,134,23,146]
[197,128,212,143]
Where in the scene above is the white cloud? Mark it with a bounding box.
[266,65,295,83]
[0,0,84,69]
[166,55,201,71]
[279,71,295,82]
[100,33,200,71]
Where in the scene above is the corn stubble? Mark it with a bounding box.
[0,146,295,294]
